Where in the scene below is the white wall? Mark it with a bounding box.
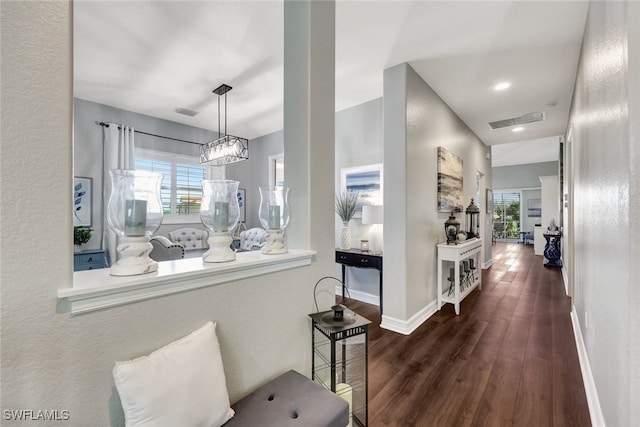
[539,175,559,231]
[566,1,640,425]
[492,161,558,190]
[1,3,336,426]
[383,63,492,328]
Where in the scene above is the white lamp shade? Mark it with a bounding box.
[362,205,383,225]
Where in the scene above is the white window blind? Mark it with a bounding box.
[135,148,214,223]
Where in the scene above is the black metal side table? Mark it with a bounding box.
[309,310,370,426]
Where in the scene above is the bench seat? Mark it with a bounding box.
[224,370,349,427]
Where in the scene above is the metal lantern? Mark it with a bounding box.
[310,309,370,427]
[444,210,461,245]
[465,199,480,238]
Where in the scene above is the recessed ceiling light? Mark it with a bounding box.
[494,82,511,91]
[512,126,525,132]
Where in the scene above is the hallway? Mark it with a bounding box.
[341,243,591,426]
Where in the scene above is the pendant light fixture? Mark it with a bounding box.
[200,84,249,166]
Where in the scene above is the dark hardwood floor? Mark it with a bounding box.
[338,242,591,427]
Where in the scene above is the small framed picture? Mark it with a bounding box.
[73,176,92,226]
[237,188,246,223]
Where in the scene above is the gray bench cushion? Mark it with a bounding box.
[224,370,348,427]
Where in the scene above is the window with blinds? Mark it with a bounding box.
[135,149,212,222]
[175,164,205,215]
[493,192,521,239]
[135,158,172,214]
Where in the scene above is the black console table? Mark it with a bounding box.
[335,249,383,315]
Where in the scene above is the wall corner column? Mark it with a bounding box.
[283,1,336,276]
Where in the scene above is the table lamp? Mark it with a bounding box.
[362,205,383,253]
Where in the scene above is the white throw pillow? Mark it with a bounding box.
[113,321,235,427]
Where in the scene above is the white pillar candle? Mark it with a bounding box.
[213,201,229,232]
[268,205,281,229]
[336,383,353,427]
[125,199,147,236]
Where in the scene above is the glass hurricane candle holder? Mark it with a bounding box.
[201,180,240,262]
[107,170,163,276]
[258,186,290,254]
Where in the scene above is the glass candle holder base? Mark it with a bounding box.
[261,229,287,255]
[203,231,236,263]
[110,236,158,276]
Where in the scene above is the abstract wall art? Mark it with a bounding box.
[437,147,463,213]
[341,163,383,218]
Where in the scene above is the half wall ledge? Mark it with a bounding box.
[58,249,317,315]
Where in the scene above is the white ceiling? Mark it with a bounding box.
[74,0,589,148]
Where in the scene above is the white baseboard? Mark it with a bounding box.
[482,259,493,269]
[570,306,606,427]
[380,300,438,335]
[335,285,379,306]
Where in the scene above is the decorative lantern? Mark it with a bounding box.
[465,199,480,238]
[106,170,163,276]
[201,180,240,262]
[309,307,370,427]
[444,210,460,245]
[258,186,290,254]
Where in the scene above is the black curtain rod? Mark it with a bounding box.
[97,121,204,146]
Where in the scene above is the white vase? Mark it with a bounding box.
[340,223,352,250]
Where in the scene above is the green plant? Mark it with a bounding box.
[335,191,360,223]
[74,226,93,246]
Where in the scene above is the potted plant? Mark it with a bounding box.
[74,226,93,251]
[335,191,360,250]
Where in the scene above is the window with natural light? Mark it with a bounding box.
[493,192,521,240]
[135,148,216,223]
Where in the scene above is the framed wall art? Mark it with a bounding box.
[237,188,246,223]
[437,147,463,213]
[341,163,383,218]
[486,188,493,214]
[73,176,92,226]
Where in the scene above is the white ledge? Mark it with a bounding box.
[58,249,316,315]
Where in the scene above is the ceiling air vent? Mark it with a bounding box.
[175,107,198,117]
[489,111,545,130]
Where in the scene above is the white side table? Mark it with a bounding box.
[437,238,483,315]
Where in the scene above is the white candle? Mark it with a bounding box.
[125,199,147,236]
[268,205,281,229]
[213,201,229,232]
[336,383,353,427]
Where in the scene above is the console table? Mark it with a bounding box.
[335,249,383,315]
[74,249,105,271]
[437,239,483,315]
